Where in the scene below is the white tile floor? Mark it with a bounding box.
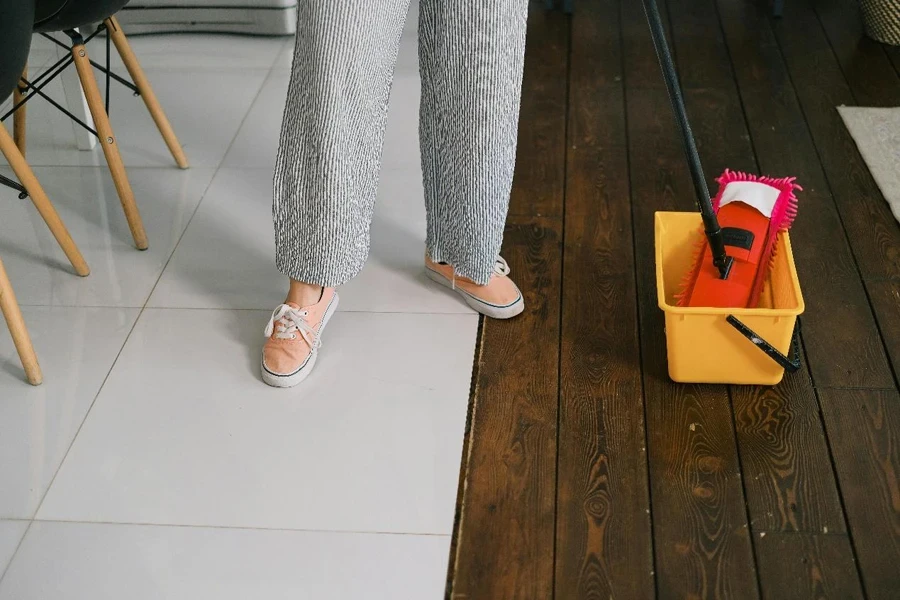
[1,14,476,599]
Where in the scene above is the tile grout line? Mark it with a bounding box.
[0,522,32,586]
[3,34,477,592]
[25,518,455,538]
[0,38,286,588]
[0,46,127,589]
[3,39,279,580]
[19,303,477,315]
[136,50,282,312]
[7,32,470,536]
[13,312,142,533]
[2,46,283,172]
[1,520,451,586]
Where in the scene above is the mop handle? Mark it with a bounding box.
[640,0,731,278]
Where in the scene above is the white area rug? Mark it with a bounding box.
[838,106,900,225]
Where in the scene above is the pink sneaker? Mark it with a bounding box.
[261,288,339,388]
[425,255,524,319]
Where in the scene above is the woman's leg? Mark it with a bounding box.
[273,0,411,293]
[263,1,410,388]
[418,0,529,286]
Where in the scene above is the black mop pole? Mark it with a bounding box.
[640,0,732,279]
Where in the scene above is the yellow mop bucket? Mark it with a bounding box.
[655,212,805,385]
[641,0,805,386]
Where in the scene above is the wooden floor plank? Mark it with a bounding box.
[730,365,847,534]
[451,2,896,597]
[554,1,654,597]
[622,1,759,596]
[754,533,864,599]
[619,0,673,88]
[804,0,900,383]
[661,0,849,538]
[663,0,736,91]
[773,0,900,283]
[640,374,759,600]
[887,46,900,77]
[716,0,895,390]
[556,191,654,599]
[814,0,900,107]
[867,280,900,381]
[818,389,900,599]
[508,3,569,219]
[449,216,562,600]
[449,4,566,596]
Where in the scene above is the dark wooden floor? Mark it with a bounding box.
[447,0,900,598]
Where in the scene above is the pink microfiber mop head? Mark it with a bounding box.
[676,169,801,309]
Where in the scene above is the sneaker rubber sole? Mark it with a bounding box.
[425,267,524,319]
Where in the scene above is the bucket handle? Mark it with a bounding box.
[726,315,802,374]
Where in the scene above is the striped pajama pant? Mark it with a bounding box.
[272,0,529,286]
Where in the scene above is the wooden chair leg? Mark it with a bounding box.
[71,42,149,250]
[0,257,42,385]
[58,33,97,151]
[13,65,27,156]
[0,126,90,277]
[105,16,189,170]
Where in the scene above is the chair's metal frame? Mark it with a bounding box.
[1,17,189,251]
[0,25,134,146]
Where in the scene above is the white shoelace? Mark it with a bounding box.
[493,256,511,277]
[451,256,510,289]
[264,304,320,349]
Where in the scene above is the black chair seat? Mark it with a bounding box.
[34,0,64,27]
[34,0,131,33]
[0,0,36,105]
